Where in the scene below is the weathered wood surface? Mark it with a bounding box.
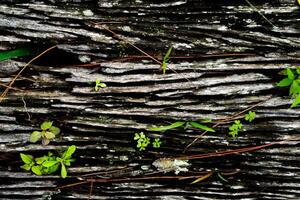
[1,0,300,199]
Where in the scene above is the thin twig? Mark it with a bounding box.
[88,180,94,200]
[0,45,57,103]
[0,82,24,92]
[179,141,281,160]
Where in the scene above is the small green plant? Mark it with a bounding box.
[30,121,60,145]
[20,145,76,178]
[244,111,256,122]
[161,47,173,75]
[277,67,300,108]
[149,121,214,133]
[152,138,162,148]
[95,79,106,91]
[134,132,162,151]
[228,120,242,137]
[134,132,150,151]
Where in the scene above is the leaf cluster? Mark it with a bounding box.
[149,121,214,133]
[30,121,60,145]
[95,79,106,91]
[134,132,161,151]
[228,120,242,137]
[244,111,256,122]
[228,111,256,137]
[20,145,76,178]
[277,67,300,108]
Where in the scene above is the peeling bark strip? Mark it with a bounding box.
[1,0,300,199]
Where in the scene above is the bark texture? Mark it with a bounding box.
[1,0,300,199]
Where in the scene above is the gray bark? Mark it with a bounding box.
[0,0,300,199]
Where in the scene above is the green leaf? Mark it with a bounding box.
[35,156,47,165]
[162,62,167,75]
[276,78,293,87]
[20,164,32,171]
[63,145,76,159]
[290,81,300,97]
[41,121,53,130]
[217,173,228,182]
[99,83,106,88]
[44,131,56,139]
[134,133,140,140]
[287,68,295,80]
[291,94,300,108]
[296,67,300,75]
[189,122,215,132]
[0,48,33,62]
[49,126,60,135]
[149,121,186,132]
[42,138,50,145]
[163,47,173,62]
[47,163,60,174]
[161,47,173,75]
[61,163,67,178]
[42,161,58,167]
[31,165,42,175]
[20,153,34,164]
[29,131,42,143]
[201,119,212,123]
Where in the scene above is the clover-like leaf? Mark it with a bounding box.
[41,121,53,131]
[30,131,42,143]
[134,133,141,140]
[152,138,162,148]
[245,111,256,122]
[20,153,34,164]
[49,126,60,135]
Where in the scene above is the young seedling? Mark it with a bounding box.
[30,121,60,145]
[134,132,150,151]
[245,111,256,122]
[161,47,173,75]
[228,120,242,137]
[20,145,76,178]
[95,79,106,91]
[277,67,300,107]
[152,138,162,148]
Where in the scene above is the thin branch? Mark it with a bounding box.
[0,45,57,103]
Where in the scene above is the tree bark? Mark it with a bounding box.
[0,0,300,199]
